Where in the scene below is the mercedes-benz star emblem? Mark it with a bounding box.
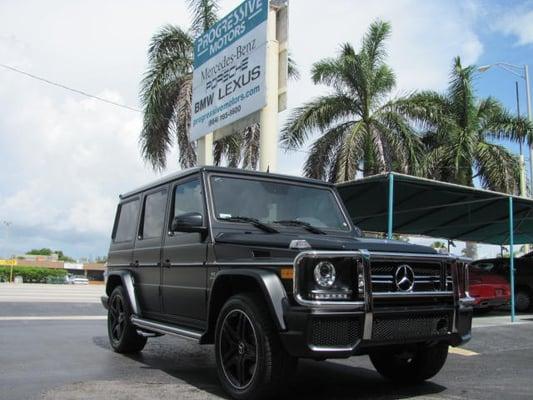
[394,264,415,291]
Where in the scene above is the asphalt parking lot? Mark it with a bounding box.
[1,284,533,400]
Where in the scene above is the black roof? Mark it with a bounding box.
[120,166,333,199]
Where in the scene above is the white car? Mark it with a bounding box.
[69,276,89,285]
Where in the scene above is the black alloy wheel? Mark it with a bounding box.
[109,293,126,343]
[219,309,259,390]
[215,294,297,400]
[107,286,146,353]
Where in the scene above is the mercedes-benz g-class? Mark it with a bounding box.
[102,166,473,399]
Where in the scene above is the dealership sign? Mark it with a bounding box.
[190,0,268,141]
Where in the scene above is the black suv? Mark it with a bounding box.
[102,167,473,399]
[471,253,533,311]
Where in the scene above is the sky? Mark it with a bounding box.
[1,0,533,260]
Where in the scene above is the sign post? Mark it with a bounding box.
[258,6,279,172]
[191,0,288,171]
[0,259,17,282]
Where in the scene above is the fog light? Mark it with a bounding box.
[309,290,351,300]
[314,261,336,288]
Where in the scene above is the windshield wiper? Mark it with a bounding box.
[273,220,326,234]
[220,216,278,233]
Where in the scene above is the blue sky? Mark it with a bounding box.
[1,0,533,260]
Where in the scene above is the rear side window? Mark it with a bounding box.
[141,190,167,239]
[114,199,140,242]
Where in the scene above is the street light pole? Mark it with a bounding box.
[525,64,533,193]
[478,62,532,196]
[516,81,527,196]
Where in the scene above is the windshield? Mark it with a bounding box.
[210,175,351,232]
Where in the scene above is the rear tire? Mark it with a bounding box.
[515,289,532,312]
[107,286,147,353]
[215,293,297,400]
[369,342,448,383]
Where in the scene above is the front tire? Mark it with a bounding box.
[107,286,147,353]
[369,343,448,383]
[215,293,296,400]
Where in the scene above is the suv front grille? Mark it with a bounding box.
[372,312,450,341]
[309,317,361,348]
[371,261,452,293]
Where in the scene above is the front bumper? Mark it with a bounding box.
[473,296,509,308]
[279,300,473,359]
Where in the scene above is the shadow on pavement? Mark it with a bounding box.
[93,335,447,400]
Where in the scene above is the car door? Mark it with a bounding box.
[132,186,169,317]
[161,175,208,329]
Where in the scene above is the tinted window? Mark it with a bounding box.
[142,190,167,239]
[114,199,140,242]
[210,176,350,231]
[471,262,495,272]
[173,179,204,218]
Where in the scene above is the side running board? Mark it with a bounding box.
[131,316,203,342]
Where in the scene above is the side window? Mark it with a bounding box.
[114,199,140,242]
[141,190,168,239]
[173,179,204,219]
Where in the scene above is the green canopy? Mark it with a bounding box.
[337,172,533,245]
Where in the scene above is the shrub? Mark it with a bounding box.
[0,266,68,283]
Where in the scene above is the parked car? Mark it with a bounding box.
[468,265,510,312]
[101,167,473,400]
[68,275,89,285]
[471,254,533,312]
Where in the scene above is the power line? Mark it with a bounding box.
[0,63,314,154]
[0,63,140,112]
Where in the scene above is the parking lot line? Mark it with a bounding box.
[0,316,107,321]
[449,346,479,356]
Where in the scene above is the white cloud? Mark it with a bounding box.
[493,7,533,46]
[0,0,489,258]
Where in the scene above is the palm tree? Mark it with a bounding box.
[280,20,425,182]
[140,0,298,171]
[396,57,533,194]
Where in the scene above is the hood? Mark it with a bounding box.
[215,232,437,254]
[469,269,509,285]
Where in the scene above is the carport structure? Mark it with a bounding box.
[337,172,533,322]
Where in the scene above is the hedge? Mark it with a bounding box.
[0,266,68,283]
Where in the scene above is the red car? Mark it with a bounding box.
[469,266,511,311]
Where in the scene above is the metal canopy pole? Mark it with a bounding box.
[509,196,516,322]
[387,173,394,240]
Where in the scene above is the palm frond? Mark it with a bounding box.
[302,122,354,180]
[280,94,358,148]
[288,53,300,80]
[336,121,366,182]
[448,56,477,130]
[140,26,195,170]
[188,0,219,37]
[475,141,520,194]
[361,19,391,69]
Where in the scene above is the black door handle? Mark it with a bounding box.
[130,260,139,267]
[162,260,171,268]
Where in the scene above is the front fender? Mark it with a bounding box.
[105,270,140,316]
[201,268,288,344]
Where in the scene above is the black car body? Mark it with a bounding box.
[471,254,533,312]
[102,167,473,399]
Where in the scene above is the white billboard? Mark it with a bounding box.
[190,0,268,141]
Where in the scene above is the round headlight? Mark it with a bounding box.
[314,261,336,288]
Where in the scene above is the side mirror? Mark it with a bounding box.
[171,212,207,234]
